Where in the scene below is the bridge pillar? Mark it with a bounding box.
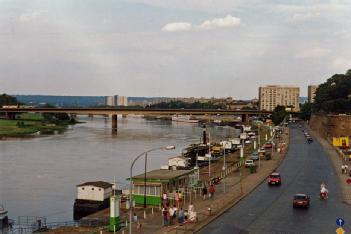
[112,114,118,133]
[241,114,248,123]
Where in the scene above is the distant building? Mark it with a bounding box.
[259,85,300,112]
[117,96,128,106]
[105,96,114,106]
[308,85,318,103]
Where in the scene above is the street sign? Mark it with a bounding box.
[336,227,345,234]
[336,218,345,227]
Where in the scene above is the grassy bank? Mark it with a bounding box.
[0,113,74,138]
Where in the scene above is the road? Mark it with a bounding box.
[200,125,351,234]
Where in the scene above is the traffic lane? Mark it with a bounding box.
[201,127,351,234]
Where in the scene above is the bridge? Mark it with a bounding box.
[0,107,272,132]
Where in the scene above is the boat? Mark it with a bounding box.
[172,115,199,123]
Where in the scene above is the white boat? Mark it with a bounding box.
[171,115,199,123]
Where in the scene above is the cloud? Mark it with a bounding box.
[18,10,48,22]
[162,22,192,32]
[162,15,241,32]
[289,12,321,22]
[295,47,331,58]
[198,15,241,30]
[332,57,351,70]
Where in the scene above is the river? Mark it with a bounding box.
[0,116,240,223]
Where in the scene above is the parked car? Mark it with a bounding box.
[244,159,255,168]
[250,152,259,161]
[267,172,281,185]
[293,194,310,208]
[264,142,273,149]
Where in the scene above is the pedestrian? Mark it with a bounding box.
[208,184,215,199]
[188,203,194,213]
[342,164,346,174]
[178,191,183,207]
[202,185,208,200]
[173,205,178,221]
[162,206,169,226]
[169,205,174,225]
[133,213,138,223]
[174,191,179,208]
[162,191,168,208]
[178,207,185,224]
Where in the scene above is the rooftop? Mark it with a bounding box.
[77,181,113,189]
[132,169,193,181]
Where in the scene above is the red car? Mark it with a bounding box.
[267,172,281,185]
[293,194,310,208]
[264,142,273,149]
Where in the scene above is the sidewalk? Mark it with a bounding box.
[308,126,351,205]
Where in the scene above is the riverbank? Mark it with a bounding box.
[0,113,79,138]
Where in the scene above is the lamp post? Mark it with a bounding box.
[222,142,229,193]
[129,145,175,234]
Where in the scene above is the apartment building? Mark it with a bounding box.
[308,85,318,103]
[259,85,300,112]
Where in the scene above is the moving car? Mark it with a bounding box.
[293,194,310,208]
[244,160,255,168]
[267,172,281,185]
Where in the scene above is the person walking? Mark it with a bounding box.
[208,184,215,199]
[202,186,208,200]
[174,191,180,208]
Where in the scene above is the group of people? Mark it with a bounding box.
[161,190,197,227]
[162,190,183,208]
[202,184,216,200]
[162,203,196,226]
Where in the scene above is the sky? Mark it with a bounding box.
[0,0,350,99]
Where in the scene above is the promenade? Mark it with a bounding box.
[44,126,289,234]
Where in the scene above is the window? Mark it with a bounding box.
[92,188,94,190]
[81,187,85,190]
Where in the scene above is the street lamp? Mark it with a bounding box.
[129,145,175,234]
[222,142,230,193]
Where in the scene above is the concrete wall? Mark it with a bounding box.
[309,114,351,138]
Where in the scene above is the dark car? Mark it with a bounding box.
[267,172,281,185]
[293,194,310,208]
[307,137,313,143]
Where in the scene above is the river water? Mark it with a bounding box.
[0,116,239,222]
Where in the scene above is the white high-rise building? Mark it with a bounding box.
[259,85,300,112]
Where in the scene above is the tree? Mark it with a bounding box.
[314,69,351,113]
[300,102,313,120]
[0,94,18,106]
[271,105,288,125]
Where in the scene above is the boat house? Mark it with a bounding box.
[74,181,113,220]
[130,169,195,206]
